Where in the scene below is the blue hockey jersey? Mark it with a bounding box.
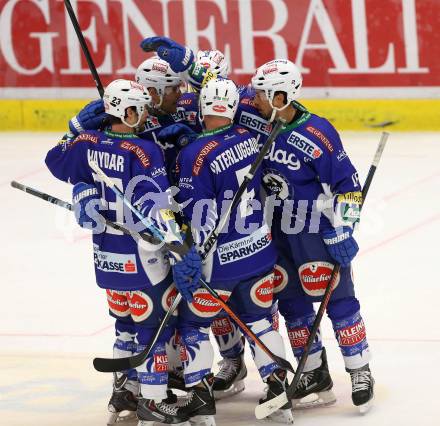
[175,124,276,283]
[45,130,173,291]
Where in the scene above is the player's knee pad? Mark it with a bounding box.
[211,315,244,358]
[327,296,360,321]
[245,317,286,380]
[179,326,214,386]
[331,309,371,369]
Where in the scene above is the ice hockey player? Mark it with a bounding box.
[140,36,374,414]
[171,78,293,425]
[45,79,202,425]
[250,59,374,413]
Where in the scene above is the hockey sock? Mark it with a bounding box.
[211,315,244,359]
[327,298,371,370]
[285,313,323,372]
[114,319,138,382]
[180,326,214,386]
[245,317,286,380]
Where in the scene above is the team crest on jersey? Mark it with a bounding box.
[250,275,274,308]
[273,264,288,293]
[161,284,178,317]
[192,140,219,176]
[106,290,130,317]
[126,291,153,322]
[298,261,340,297]
[188,289,231,318]
[262,169,291,200]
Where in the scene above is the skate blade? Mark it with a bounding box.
[264,408,294,424]
[214,380,245,401]
[292,390,336,410]
[107,410,137,425]
[358,395,374,414]
[189,414,216,426]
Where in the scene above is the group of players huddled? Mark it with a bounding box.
[45,36,374,426]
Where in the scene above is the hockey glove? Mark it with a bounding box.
[157,123,198,149]
[172,246,202,302]
[140,36,194,73]
[72,182,105,232]
[321,226,359,267]
[69,99,108,137]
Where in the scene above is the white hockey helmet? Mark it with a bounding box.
[199,79,239,121]
[196,49,229,78]
[135,56,183,106]
[103,79,152,128]
[251,59,302,114]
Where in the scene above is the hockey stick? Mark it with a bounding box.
[90,160,295,374]
[64,0,104,97]
[202,118,285,258]
[255,131,389,419]
[10,180,188,257]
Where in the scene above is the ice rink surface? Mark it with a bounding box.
[1,131,439,426]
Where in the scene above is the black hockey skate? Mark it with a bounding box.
[107,373,138,425]
[176,373,216,426]
[168,367,188,392]
[292,347,337,409]
[137,397,190,425]
[259,369,294,424]
[213,355,247,400]
[347,364,374,413]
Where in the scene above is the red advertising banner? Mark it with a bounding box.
[0,0,439,97]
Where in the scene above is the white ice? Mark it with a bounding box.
[1,131,439,426]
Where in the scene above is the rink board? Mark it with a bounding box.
[1,99,439,132]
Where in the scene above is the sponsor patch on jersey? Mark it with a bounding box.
[337,150,347,161]
[154,353,169,372]
[287,131,323,159]
[217,225,272,265]
[144,116,161,131]
[337,191,362,205]
[192,140,219,176]
[151,166,167,178]
[211,317,233,335]
[178,176,194,190]
[236,127,248,134]
[250,274,274,308]
[273,264,288,293]
[265,143,301,170]
[305,126,334,152]
[239,111,272,135]
[94,245,138,274]
[161,284,178,317]
[240,97,256,107]
[298,261,340,297]
[185,110,198,124]
[106,289,130,317]
[287,326,310,349]
[188,289,231,318]
[127,290,153,322]
[72,132,99,145]
[337,319,366,346]
[178,98,194,106]
[120,141,150,168]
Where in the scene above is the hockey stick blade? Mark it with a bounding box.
[93,293,182,372]
[255,392,289,420]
